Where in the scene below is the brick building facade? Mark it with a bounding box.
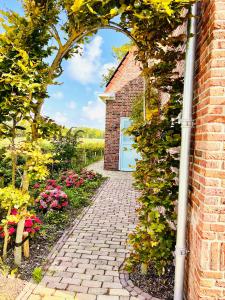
[101,52,144,170]
[186,1,225,299]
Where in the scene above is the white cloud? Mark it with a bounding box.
[100,62,116,78]
[82,98,105,123]
[67,101,77,110]
[54,112,69,126]
[67,36,103,84]
[51,91,64,100]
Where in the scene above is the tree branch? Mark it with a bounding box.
[49,25,63,49]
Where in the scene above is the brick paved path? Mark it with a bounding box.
[18,161,139,300]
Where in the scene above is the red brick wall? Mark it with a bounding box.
[104,52,144,170]
[104,77,144,170]
[186,1,225,299]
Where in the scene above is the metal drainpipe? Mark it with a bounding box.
[173,3,197,300]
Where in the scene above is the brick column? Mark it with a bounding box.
[186,1,225,299]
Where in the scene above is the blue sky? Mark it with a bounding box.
[0,1,129,129]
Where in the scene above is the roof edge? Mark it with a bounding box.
[105,51,129,88]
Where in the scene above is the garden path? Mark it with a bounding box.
[18,160,140,300]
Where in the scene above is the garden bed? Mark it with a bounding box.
[129,263,174,300]
[0,171,106,282]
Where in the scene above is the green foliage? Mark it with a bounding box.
[77,128,104,139]
[127,28,185,275]
[52,127,83,171]
[32,267,43,284]
[43,210,69,229]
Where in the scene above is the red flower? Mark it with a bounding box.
[33,183,40,189]
[25,219,33,228]
[34,217,42,224]
[11,208,18,215]
[0,232,5,238]
[61,201,68,207]
[8,221,16,225]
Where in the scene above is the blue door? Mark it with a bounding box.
[119,117,140,171]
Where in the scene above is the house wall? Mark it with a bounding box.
[104,52,144,170]
[104,77,144,170]
[186,1,225,299]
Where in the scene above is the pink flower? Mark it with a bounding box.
[33,183,40,189]
[50,200,58,208]
[61,201,68,207]
[8,227,16,235]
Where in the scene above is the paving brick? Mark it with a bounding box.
[33,287,55,296]
[67,267,86,274]
[102,282,123,289]
[88,288,108,295]
[67,285,88,293]
[72,273,93,280]
[61,277,82,285]
[86,269,105,276]
[46,282,68,290]
[28,295,41,300]
[82,280,102,288]
[93,275,113,282]
[76,293,97,300]
[97,296,119,300]
[109,289,130,296]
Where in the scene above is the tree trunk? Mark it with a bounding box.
[14,167,29,266]
[11,118,17,187]
[141,262,148,275]
[3,207,11,260]
[14,218,25,266]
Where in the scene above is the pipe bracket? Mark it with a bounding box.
[175,247,189,256]
[181,120,194,128]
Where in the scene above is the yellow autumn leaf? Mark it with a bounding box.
[71,0,84,13]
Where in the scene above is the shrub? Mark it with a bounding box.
[61,171,84,188]
[35,187,68,211]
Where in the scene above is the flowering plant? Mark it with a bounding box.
[36,188,68,211]
[61,171,84,188]
[45,179,62,190]
[80,169,97,180]
[0,209,42,239]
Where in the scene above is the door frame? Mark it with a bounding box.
[119,117,131,171]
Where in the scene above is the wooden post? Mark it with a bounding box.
[23,232,30,258]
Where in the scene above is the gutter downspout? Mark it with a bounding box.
[174,3,197,300]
